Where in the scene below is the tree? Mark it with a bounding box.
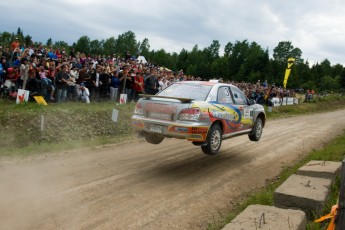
[54,41,70,54]
[272,41,303,86]
[224,42,233,58]
[207,40,220,62]
[176,48,189,72]
[90,39,103,55]
[46,38,53,47]
[0,32,12,47]
[273,41,303,64]
[340,68,345,89]
[103,37,116,56]
[24,35,33,47]
[320,75,341,91]
[138,38,150,58]
[75,35,91,55]
[16,27,23,37]
[243,42,269,82]
[228,40,249,81]
[115,31,137,58]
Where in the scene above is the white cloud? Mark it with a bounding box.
[1,0,345,65]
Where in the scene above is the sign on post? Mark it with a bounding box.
[119,94,127,104]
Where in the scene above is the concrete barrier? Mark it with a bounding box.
[296,160,341,182]
[222,204,306,230]
[274,174,332,216]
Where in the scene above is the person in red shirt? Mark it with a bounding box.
[133,71,144,102]
[10,38,20,51]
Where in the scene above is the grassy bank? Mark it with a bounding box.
[1,94,345,157]
[0,100,136,156]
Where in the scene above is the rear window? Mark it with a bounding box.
[158,82,212,101]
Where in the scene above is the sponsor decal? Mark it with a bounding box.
[210,110,235,121]
[174,127,189,132]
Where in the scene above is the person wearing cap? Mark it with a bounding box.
[11,38,20,51]
[77,82,90,103]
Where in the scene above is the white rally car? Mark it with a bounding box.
[131,80,266,155]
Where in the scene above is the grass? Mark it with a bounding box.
[0,100,136,157]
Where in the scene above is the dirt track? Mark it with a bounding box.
[1,109,345,230]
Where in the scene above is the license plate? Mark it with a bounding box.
[149,124,163,133]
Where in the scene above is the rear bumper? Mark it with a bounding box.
[131,116,211,142]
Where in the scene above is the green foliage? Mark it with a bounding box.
[89,39,104,55]
[74,35,91,55]
[0,29,344,91]
[46,38,52,47]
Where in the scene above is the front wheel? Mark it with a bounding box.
[248,117,263,141]
[144,133,164,144]
[201,124,222,155]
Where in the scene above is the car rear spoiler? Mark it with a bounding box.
[139,94,194,103]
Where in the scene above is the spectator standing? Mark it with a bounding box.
[67,67,78,101]
[10,38,20,51]
[77,65,90,86]
[133,72,144,101]
[55,65,69,102]
[19,58,29,89]
[90,65,102,102]
[109,68,120,101]
[145,69,159,95]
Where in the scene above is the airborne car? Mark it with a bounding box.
[131,81,266,155]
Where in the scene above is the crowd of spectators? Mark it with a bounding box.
[0,37,297,105]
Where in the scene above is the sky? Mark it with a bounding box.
[1,0,345,66]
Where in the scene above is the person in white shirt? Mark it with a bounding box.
[77,83,90,103]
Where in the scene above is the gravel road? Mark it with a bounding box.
[1,109,345,230]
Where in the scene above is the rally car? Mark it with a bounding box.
[131,80,266,155]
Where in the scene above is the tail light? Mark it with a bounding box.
[134,103,144,115]
[178,108,200,121]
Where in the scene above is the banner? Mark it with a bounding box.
[16,89,30,104]
[283,58,295,89]
[119,94,127,104]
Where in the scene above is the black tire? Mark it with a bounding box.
[201,124,222,155]
[248,117,263,141]
[144,133,164,145]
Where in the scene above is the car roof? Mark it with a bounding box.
[174,80,234,87]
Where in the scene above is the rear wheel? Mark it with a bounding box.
[201,124,222,155]
[248,117,263,141]
[144,133,164,144]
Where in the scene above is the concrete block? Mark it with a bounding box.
[297,160,341,182]
[274,174,332,215]
[222,204,306,230]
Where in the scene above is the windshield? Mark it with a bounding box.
[158,82,212,101]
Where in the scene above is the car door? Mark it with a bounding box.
[208,86,242,135]
[229,85,254,130]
